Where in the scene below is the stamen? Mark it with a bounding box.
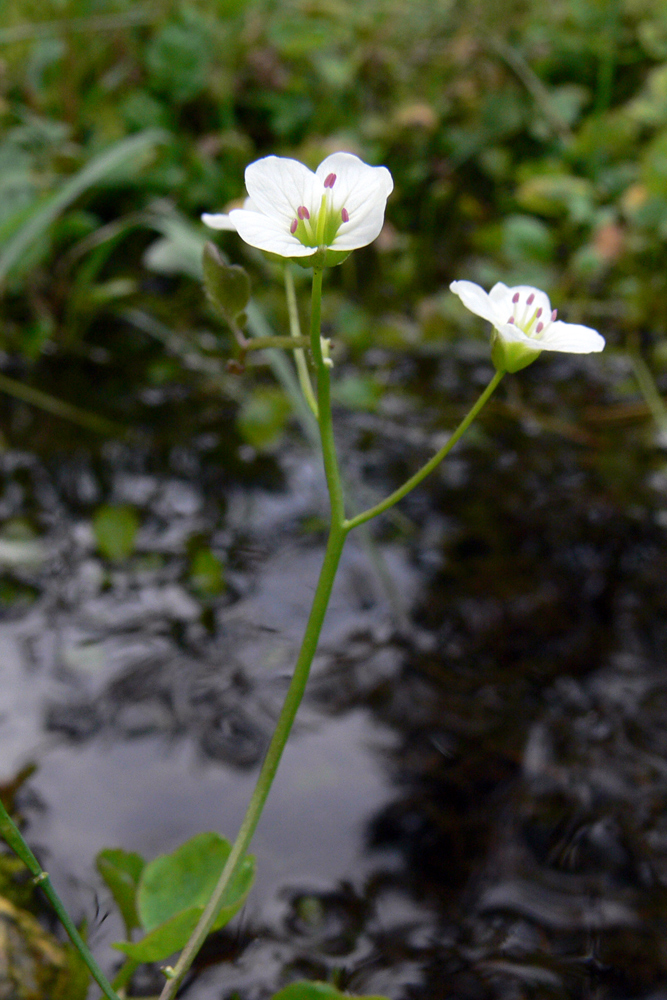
[551,309,557,321]
[526,293,535,306]
[535,322,544,334]
[290,218,298,234]
[324,173,337,188]
[536,308,542,319]
[341,207,349,223]
[297,205,310,220]
[507,316,515,324]
[512,293,520,304]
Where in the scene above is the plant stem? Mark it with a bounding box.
[345,369,505,530]
[310,269,346,524]
[243,335,311,352]
[158,267,347,1000]
[0,269,505,1000]
[0,371,124,436]
[285,266,318,418]
[0,798,121,1000]
[158,280,505,999]
[627,339,667,433]
[112,958,140,994]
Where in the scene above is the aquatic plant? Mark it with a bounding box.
[0,149,605,1000]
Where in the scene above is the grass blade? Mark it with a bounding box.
[0,130,167,282]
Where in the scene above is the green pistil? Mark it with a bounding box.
[316,193,327,244]
[293,194,345,249]
[523,307,540,335]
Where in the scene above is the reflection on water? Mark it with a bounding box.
[2,352,667,997]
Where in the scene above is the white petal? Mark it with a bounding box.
[316,152,393,212]
[330,198,390,249]
[201,198,258,232]
[244,156,320,227]
[316,152,393,249]
[488,282,512,308]
[450,280,500,325]
[202,212,237,231]
[542,320,605,353]
[495,322,534,345]
[508,284,551,317]
[230,209,315,258]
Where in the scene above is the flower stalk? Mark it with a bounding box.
[158,266,508,1000]
[284,265,318,418]
[0,147,606,1000]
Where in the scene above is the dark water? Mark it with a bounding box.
[2,345,667,999]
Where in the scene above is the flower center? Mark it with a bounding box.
[289,174,350,248]
[506,291,557,340]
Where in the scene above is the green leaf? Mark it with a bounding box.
[270,983,390,1000]
[51,935,92,1000]
[332,375,382,412]
[203,242,251,326]
[93,505,140,562]
[190,548,226,597]
[146,21,212,104]
[138,832,253,931]
[501,214,555,265]
[145,209,209,281]
[515,173,595,223]
[113,906,208,962]
[112,832,255,963]
[96,849,145,937]
[237,387,291,451]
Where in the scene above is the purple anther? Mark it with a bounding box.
[507,316,515,324]
[526,293,535,306]
[535,322,544,334]
[512,292,520,304]
[297,205,310,220]
[536,308,542,318]
[341,207,349,222]
[324,173,337,188]
[290,218,298,234]
[551,309,557,321]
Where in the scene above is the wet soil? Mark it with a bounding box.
[2,344,667,1000]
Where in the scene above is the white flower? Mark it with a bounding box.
[449,280,605,373]
[202,152,393,267]
[202,198,256,232]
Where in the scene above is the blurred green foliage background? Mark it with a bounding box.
[2,0,667,446]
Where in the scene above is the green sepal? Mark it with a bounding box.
[202,242,251,327]
[491,330,542,374]
[293,246,352,270]
[260,246,352,270]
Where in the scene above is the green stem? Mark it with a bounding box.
[627,339,667,431]
[243,335,310,352]
[285,266,318,418]
[345,369,505,531]
[0,798,121,1000]
[159,531,347,1000]
[112,958,140,994]
[158,267,347,1000]
[310,269,346,524]
[154,281,502,999]
[0,370,124,436]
